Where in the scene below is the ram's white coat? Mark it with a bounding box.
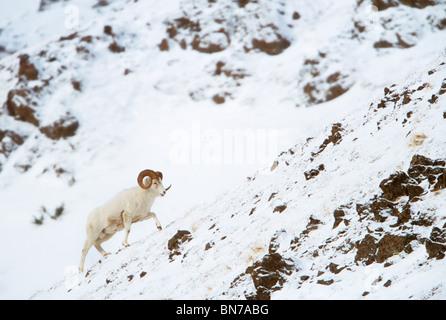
[79,171,168,272]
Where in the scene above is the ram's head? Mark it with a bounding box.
[137,169,171,196]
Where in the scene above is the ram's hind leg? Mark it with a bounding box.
[94,236,111,257]
[79,238,94,273]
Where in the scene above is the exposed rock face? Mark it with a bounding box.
[244,253,295,300]
[4,89,39,126]
[426,224,446,259]
[167,230,192,260]
[349,155,446,265]
[18,54,39,81]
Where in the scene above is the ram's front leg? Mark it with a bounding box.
[148,212,162,230]
[121,211,132,247]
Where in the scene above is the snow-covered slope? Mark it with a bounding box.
[34,56,446,299]
[0,0,445,299]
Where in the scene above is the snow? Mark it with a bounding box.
[0,0,445,299]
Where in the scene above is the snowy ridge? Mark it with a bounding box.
[34,57,446,299]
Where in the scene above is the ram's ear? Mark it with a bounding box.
[156,171,163,181]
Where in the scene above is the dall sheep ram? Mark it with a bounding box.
[79,169,171,273]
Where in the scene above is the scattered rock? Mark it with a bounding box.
[71,80,81,92]
[4,89,39,126]
[244,253,295,300]
[108,41,125,53]
[407,154,446,191]
[18,54,39,81]
[159,38,169,51]
[104,25,114,36]
[317,279,334,286]
[439,80,446,95]
[236,0,257,8]
[59,32,78,41]
[251,31,290,56]
[273,204,287,214]
[327,263,346,274]
[333,205,351,228]
[0,130,26,172]
[292,12,301,20]
[425,224,446,259]
[355,233,416,265]
[313,123,343,156]
[379,171,424,201]
[191,30,230,54]
[167,230,192,260]
[304,164,325,180]
[212,94,225,104]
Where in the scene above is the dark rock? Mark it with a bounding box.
[372,0,399,11]
[236,0,257,7]
[374,40,394,49]
[379,171,424,201]
[376,234,416,263]
[313,123,343,156]
[425,236,446,260]
[355,234,378,265]
[327,263,346,274]
[39,114,79,140]
[326,84,348,102]
[245,253,295,300]
[71,80,81,92]
[167,230,192,260]
[103,25,114,36]
[407,154,446,191]
[251,33,290,55]
[0,129,26,172]
[159,38,169,51]
[212,94,226,104]
[3,89,39,126]
[18,54,39,81]
[304,164,325,180]
[439,80,446,95]
[59,32,78,41]
[191,30,230,54]
[399,0,437,9]
[108,41,125,53]
[273,204,287,214]
[317,279,334,286]
[168,230,192,251]
[428,94,438,104]
[333,207,346,229]
[355,233,416,264]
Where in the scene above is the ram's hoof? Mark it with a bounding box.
[157,226,163,231]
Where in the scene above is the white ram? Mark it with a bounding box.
[79,169,171,272]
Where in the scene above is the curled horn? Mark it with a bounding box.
[137,170,158,189]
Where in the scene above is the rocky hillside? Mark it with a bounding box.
[0,0,445,299]
[34,57,446,299]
